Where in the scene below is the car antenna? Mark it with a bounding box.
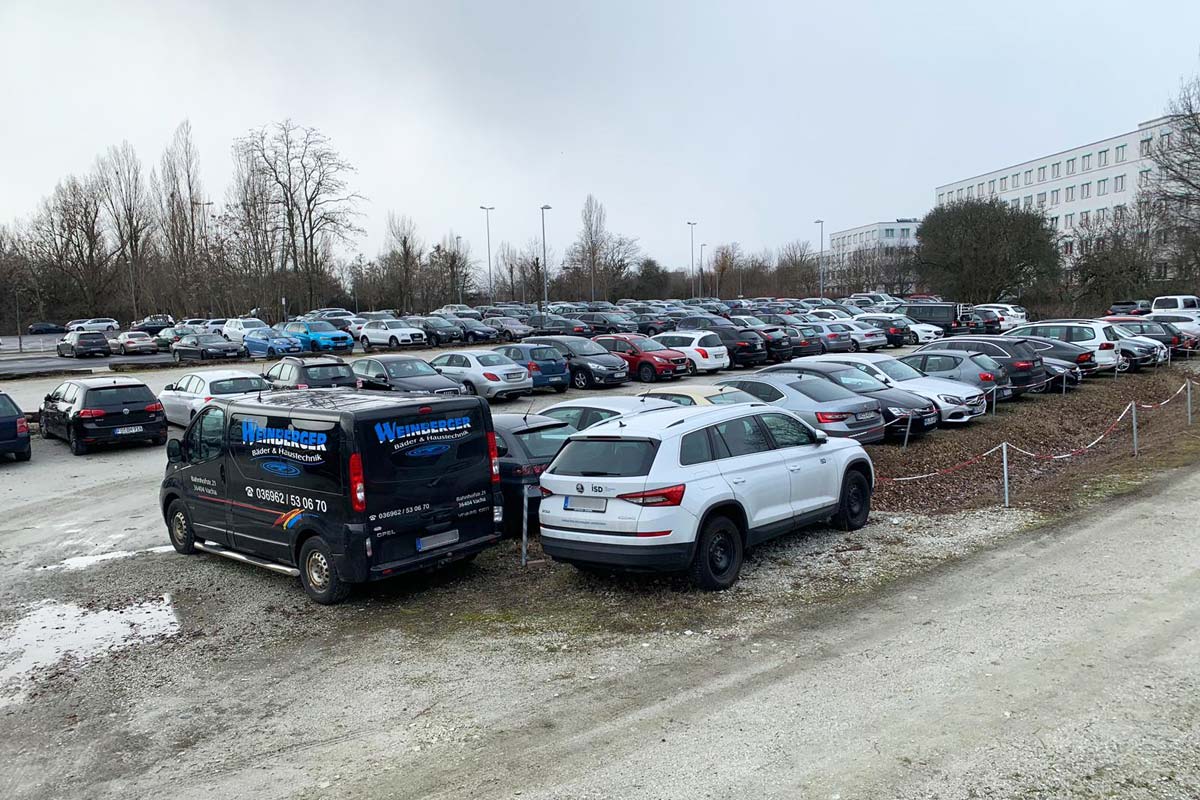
[522,398,535,423]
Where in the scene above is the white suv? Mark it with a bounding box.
[222,317,269,342]
[538,403,874,589]
[1006,321,1121,370]
[650,330,730,373]
[359,319,426,350]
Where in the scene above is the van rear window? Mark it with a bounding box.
[550,438,658,477]
[360,407,487,480]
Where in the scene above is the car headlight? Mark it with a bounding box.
[887,406,913,416]
[938,394,964,405]
[586,361,608,370]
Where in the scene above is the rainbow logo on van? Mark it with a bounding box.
[275,508,317,530]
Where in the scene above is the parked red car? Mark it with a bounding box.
[592,333,690,382]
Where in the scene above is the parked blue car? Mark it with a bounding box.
[242,327,305,357]
[492,342,570,393]
[280,321,355,354]
[0,391,31,462]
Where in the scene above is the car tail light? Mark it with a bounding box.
[515,463,547,477]
[951,320,959,327]
[487,432,500,483]
[145,401,164,413]
[828,333,840,339]
[573,326,584,332]
[736,341,749,347]
[618,484,685,506]
[1013,360,1033,370]
[349,453,366,512]
[1172,336,1180,345]
[888,327,900,334]
[483,371,501,382]
[696,347,708,358]
[798,340,810,346]
[16,417,29,435]
[1099,342,1115,350]
[815,411,851,423]
[978,372,996,382]
[539,486,554,497]
[295,383,309,389]
[78,408,106,419]
[1075,353,1092,363]
[527,360,541,373]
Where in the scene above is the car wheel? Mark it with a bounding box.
[299,537,351,604]
[173,350,181,363]
[120,344,127,355]
[462,381,477,395]
[646,327,658,336]
[388,336,399,348]
[638,363,656,383]
[431,333,442,347]
[106,325,115,332]
[198,350,207,360]
[819,342,828,354]
[689,515,744,590]
[266,347,275,357]
[167,499,198,555]
[68,428,87,456]
[15,446,31,463]
[831,470,871,531]
[686,359,697,375]
[849,340,860,352]
[904,333,917,345]
[40,418,52,439]
[553,384,568,393]
[502,331,513,342]
[572,369,592,390]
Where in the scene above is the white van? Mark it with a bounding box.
[1151,295,1200,314]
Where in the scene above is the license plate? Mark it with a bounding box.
[675,365,687,372]
[549,376,564,382]
[114,425,144,435]
[505,372,523,380]
[613,371,626,379]
[564,495,607,512]
[855,411,878,420]
[922,414,937,426]
[416,529,459,552]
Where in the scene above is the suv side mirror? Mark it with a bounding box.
[166,438,183,463]
[43,394,53,403]
[813,430,828,445]
[163,384,175,392]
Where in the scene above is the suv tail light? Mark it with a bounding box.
[487,432,500,483]
[16,417,29,435]
[1012,360,1034,370]
[695,347,708,358]
[78,408,106,419]
[539,486,554,497]
[815,411,851,423]
[349,453,366,512]
[618,484,686,506]
[145,401,164,413]
[735,341,749,347]
[1099,342,1115,350]
[527,361,541,373]
[978,372,996,382]
[483,371,501,382]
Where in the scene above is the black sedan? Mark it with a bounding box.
[170,333,246,362]
[28,322,67,335]
[454,317,502,344]
[492,413,576,537]
[351,355,463,394]
[1016,335,1099,376]
[526,315,593,337]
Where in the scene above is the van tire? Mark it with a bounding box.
[831,470,871,531]
[299,537,351,604]
[167,500,197,554]
[689,515,743,590]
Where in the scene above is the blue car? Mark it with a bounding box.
[492,342,570,393]
[243,328,305,358]
[281,321,355,354]
[0,391,31,462]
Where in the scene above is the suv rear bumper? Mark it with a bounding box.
[541,533,693,572]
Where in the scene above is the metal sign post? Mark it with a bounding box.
[521,491,529,567]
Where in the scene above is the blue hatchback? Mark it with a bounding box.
[0,391,31,462]
[281,321,355,353]
[493,343,569,392]
[243,328,305,358]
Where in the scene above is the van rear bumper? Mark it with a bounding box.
[358,532,502,580]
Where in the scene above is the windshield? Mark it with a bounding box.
[384,321,412,329]
[515,424,577,459]
[242,320,266,328]
[476,353,512,367]
[637,339,667,351]
[570,340,609,356]
[385,359,438,378]
[427,318,455,328]
[738,316,765,326]
[308,321,337,332]
[492,317,518,324]
[196,334,226,344]
[211,376,269,394]
[0,395,21,416]
[789,379,857,401]
[550,438,658,477]
[875,360,924,381]
[827,368,887,392]
[707,388,757,404]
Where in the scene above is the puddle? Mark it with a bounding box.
[0,596,179,704]
[47,546,174,572]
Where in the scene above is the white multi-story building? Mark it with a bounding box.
[935,116,1174,251]
[825,219,921,293]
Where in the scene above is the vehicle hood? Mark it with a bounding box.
[896,376,982,399]
[862,386,930,408]
[576,352,626,368]
[393,374,461,392]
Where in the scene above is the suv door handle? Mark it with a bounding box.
[788,465,802,472]
[730,477,746,484]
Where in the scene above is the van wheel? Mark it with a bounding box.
[299,537,351,604]
[690,515,743,590]
[167,500,198,554]
[572,369,592,390]
[831,470,871,531]
[638,363,656,382]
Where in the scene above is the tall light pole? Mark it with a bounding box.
[455,235,464,305]
[479,206,495,305]
[699,243,707,297]
[813,219,825,298]
[687,221,697,298]
[540,205,552,311]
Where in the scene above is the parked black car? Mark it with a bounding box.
[351,355,463,395]
[171,333,247,362]
[628,313,676,335]
[486,316,534,341]
[40,377,167,455]
[492,413,576,537]
[731,319,793,362]
[676,314,736,331]
[526,314,593,337]
[28,322,67,335]
[56,331,112,358]
[967,308,1003,335]
[854,315,913,347]
[452,317,502,344]
[403,316,464,346]
[263,356,358,389]
[784,324,825,356]
[710,326,769,367]
[576,311,638,334]
[130,314,176,335]
[523,335,630,389]
[0,391,31,462]
[1016,335,1099,376]
[898,302,971,336]
[922,336,1048,394]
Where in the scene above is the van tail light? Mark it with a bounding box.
[78,408,106,419]
[815,411,851,423]
[618,484,685,506]
[16,417,29,435]
[483,372,501,382]
[145,402,164,413]
[527,361,541,373]
[487,432,500,483]
[1013,360,1033,370]
[349,453,366,512]
[1099,342,1116,350]
[978,372,996,382]
[696,347,708,358]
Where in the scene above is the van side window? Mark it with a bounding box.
[229,412,342,493]
[188,407,225,462]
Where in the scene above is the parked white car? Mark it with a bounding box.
[1006,321,1121,371]
[71,317,119,332]
[973,303,1027,331]
[809,353,986,424]
[223,317,269,343]
[539,396,676,430]
[203,318,228,336]
[538,403,874,589]
[429,349,533,400]
[157,369,271,426]
[359,319,427,350]
[650,330,731,374]
[1151,294,1200,314]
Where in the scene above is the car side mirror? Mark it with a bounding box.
[434,367,442,373]
[166,438,183,463]
[373,373,386,380]
[163,384,175,392]
[813,430,828,444]
[44,394,53,403]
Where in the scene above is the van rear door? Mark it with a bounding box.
[358,399,498,566]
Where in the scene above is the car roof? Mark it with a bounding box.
[70,377,149,388]
[762,360,845,374]
[371,354,425,362]
[452,349,508,358]
[225,388,473,419]
[810,352,891,365]
[644,385,748,400]
[186,369,261,382]
[490,412,566,434]
[283,355,346,366]
[578,401,775,440]
[542,396,676,415]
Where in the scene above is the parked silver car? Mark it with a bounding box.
[805,321,855,354]
[810,353,986,424]
[715,373,885,443]
[841,321,889,352]
[429,349,533,400]
[898,349,1015,402]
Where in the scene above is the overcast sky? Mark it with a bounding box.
[2,0,1199,272]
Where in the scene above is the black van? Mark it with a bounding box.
[160,389,503,603]
[897,302,969,335]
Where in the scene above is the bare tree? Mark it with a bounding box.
[776,240,816,296]
[97,141,154,319]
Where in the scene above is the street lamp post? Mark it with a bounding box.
[455,235,463,305]
[813,219,825,297]
[540,205,552,311]
[699,243,707,297]
[687,221,697,298]
[479,205,495,305]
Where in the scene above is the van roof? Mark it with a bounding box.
[223,388,477,421]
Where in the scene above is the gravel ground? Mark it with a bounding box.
[2,351,1200,798]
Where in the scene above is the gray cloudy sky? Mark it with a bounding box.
[2,0,1199,271]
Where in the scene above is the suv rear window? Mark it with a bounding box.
[0,395,19,416]
[515,424,576,459]
[550,438,658,477]
[86,385,155,405]
[79,332,106,342]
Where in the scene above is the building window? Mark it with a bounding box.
[1066,158,1076,175]
[1096,208,1107,223]
[1114,204,1125,220]
[1098,178,1108,196]
[1051,162,1061,178]
[1080,210,1090,226]
[1063,240,1074,256]
[1140,138,1152,156]
[900,227,910,237]
[1051,189,1060,204]
[1065,186,1075,202]
[1000,176,1008,191]
[1037,192,1047,207]
[937,193,944,205]
[1098,149,1108,167]
[957,188,964,200]
[1065,213,1074,228]
[1037,166,1046,181]
[967,185,974,199]
[1139,169,1152,187]
[1081,154,1091,171]
[1116,144,1126,162]
[1050,216,1059,229]
[1081,182,1092,199]
[1012,173,1020,187]
[988,179,996,193]
[1023,195,1033,208]
[977,182,984,196]
[1114,174,1125,192]
[1162,132,1171,149]
[1024,169,1033,184]
[1010,198,1020,210]
[884,228,895,238]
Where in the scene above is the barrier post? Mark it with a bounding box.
[1131,403,1139,457]
[1188,380,1193,426]
[1001,441,1010,508]
[902,414,913,450]
[991,385,997,416]
[1061,372,1067,395]
[521,491,529,567]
